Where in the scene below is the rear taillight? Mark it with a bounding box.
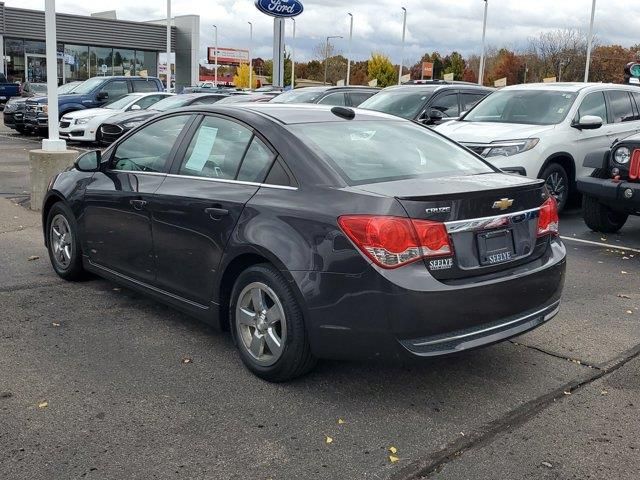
[338,215,452,269]
[537,197,559,237]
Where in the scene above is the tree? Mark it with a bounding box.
[350,60,369,85]
[527,28,589,82]
[233,64,258,89]
[443,51,465,80]
[367,53,397,87]
[489,49,523,86]
[590,45,634,83]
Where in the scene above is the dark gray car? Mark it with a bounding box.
[42,104,566,382]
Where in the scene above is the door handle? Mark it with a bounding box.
[130,199,147,210]
[204,207,229,219]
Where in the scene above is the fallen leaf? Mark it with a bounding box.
[52,322,60,327]
[600,237,607,242]
[113,288,121,292]
[626,310,633,315]
[337,418,345,425]
[389,455,400,463]
[601,389,609,396]
[563,391,571,395]
[618,294,631,299]
[621,271,628,275]
[388,446,398,454]
[27,256,39,261]
[325,436,333,444]
[38,401,48,409]
[181,357,193,364]
[541,461,553,468]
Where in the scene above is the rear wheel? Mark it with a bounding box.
[541,163,570,212]
[583,195,628,233]
[46,202,85,281]
[230,264,316,382]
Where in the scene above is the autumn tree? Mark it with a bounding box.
[349,60,369,85]
[590,45,634,83]
[367,53,397,87]
[489,49,523,86]
[233,64,258,89]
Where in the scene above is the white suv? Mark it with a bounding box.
[436,83,640,210]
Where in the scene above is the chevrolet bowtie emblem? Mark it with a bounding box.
[492,198,514,211]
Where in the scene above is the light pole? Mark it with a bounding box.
[291,18,296,88]
[324,35,342,85]
[166,0,171,92]
[478,0,488,86]
[213,25,218,87]
[347,13,353,86]
[584,0,596,82]
[398,7,407,85]
[248,21,253,89]
[43,0,64,150]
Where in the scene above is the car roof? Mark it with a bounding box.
[500,82,640,93]
[191,103,405,125]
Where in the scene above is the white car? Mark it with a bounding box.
[59,92,173,142]
[436,83,640,210]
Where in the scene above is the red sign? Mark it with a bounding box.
[422,62,434,78]
[207,47,250,66]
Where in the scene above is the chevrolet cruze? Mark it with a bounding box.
[42,104,566,381]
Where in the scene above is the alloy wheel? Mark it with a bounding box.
[50,214,73,269]
[236,282,287,367]
[545,171,567,205]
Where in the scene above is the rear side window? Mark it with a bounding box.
[237,137,276,183]
[133,80,160,92]
[430,93,459,117]
[578,91,607,122]
[178,116,253,180]
[133,94,167,110]
[607,90,635,123]
[632,92,640,120]
[290,120,494,185]
[349,91,376,107]
[101,80,129,101]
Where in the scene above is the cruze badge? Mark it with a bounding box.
[425,206,451,214]
[492,198,514,211]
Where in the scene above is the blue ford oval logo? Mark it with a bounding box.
[255,0,304,18]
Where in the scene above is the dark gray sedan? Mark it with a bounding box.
[42,104,566,381]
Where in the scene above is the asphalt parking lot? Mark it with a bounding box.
[1,123,639,479]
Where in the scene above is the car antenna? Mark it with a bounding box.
[331,106,356,120]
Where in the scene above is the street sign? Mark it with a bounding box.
[207,47,250,66]
[368,78,378,87]
[543,76,557,83]
[443,73,454,81]
[255,0,304,18]
[100,64,108,74]
[494,77,507,87]
[422,62,433,79]
[400,74,411,84]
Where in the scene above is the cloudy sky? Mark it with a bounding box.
[6,0,640,65]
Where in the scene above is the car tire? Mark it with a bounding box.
[46,202,86,281]
[540,163,570,212]
[582,195,628,233]
[230,264,316,382]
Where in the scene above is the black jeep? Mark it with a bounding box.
[578,134,640,232]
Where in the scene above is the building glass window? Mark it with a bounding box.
[4,38,25,83]
[134,51,158,77]
[64,44,90,82]
[90,46,113,77]
[113,49,135,76]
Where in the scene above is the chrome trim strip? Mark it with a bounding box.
[445,207,540,233]
[109,170,299,191]
[87,260,210,310]
[411,301,560,347]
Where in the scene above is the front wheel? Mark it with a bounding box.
[46,202,85,281]
[540,163,570,212]
[582,195,628,233]
[230,264,316,382]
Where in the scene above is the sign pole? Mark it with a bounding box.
[584,0,596,83]
[291,18,296,88]
[398,7,407,85]
[42,0,64,151]
[213,25,218,87]
[346,13,353,86]
[478,0,488,86]
[272,18,285,88]
[166,0,171,92]
[248,22,253,89]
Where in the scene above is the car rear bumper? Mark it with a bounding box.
[578,177,640,210]
[292,239,566,361]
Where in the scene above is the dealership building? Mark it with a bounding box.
[0,2,199,91]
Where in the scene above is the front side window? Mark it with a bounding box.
[577,91,607,123]
[607,90,635,123]
[464,90,577,125]
[290,120,495,185]
[101,81,129,101]
[113,115,191,172]
[348,91,376,107]
[179,117,253,180]
[133,94,168,110]
[317,92,347,106]
[462,93,487,112]
[430,93,460,118]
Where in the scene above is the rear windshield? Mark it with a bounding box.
[358,88,435,119]
[463,89,577,125]
[290,120,495,185]
[150,96,194,111]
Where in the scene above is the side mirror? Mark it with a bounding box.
[428,108,445,121]
[129,104,142,111]
[74,150,102,172]
[96,91,109,101]
[573,115,603,130]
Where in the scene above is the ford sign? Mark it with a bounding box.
[255,0,304,18]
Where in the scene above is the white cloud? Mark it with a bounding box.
[4,0,640,65]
